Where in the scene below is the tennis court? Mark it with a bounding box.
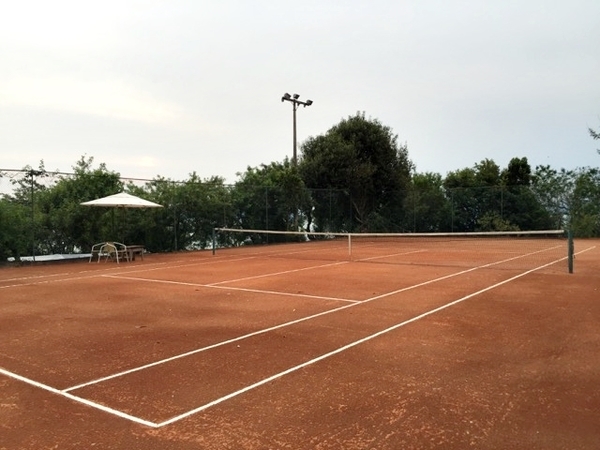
[1,233,599,449]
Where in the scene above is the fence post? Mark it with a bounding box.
[568,229,574,274]
[212,228,216,255]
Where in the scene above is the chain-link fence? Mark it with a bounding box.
[1,168,596,262]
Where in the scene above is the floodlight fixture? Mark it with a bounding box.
[281,92,314,165]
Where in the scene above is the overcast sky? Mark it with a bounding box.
[1,0,599,187]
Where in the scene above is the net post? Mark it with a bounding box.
[348,233,352,260]
[568,229,574,274]
[212,228,216,256]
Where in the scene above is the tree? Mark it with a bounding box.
[443,158,551,232]
[0,198,29,261]
[232,160,311,241]
[569,167,600,237]
[503,157,531,186]
[36,156,123,252]
[443,166,480,231]
[500,158,553,230]
[531,165,574,230]
[299,112,413,232]
[4,162,52,259]
[135,174,232,251]
[167,174,231,250]
[531,165,600,236]
[405,172,452,232]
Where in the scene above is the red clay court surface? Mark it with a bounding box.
[1,237,599,449]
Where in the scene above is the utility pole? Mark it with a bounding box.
[281,93,313,165]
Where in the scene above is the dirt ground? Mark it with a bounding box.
[1,239,599,449]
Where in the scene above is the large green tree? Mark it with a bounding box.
[500,157,553,231]
[299,112,413,232]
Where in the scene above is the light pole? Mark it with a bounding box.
[281,93,313,165]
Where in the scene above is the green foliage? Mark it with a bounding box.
[569,168,600,237]
[443,167,480,231]
[531,165,572,229]
[169,174,231,250]
[441,158,553,232]
[477,211,520,232]
[404,173,452,232]
[132,174,232,251]
[0,198,29,261]
[37,156,123,252]
[503,157,531,186]
[232,160,310,242]
[299,112,412,232]
[531,165,600,237]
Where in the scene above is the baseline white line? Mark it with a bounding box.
[0,367,158,428]
[156,253,571,427]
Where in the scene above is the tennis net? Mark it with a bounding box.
[213,228,571,271]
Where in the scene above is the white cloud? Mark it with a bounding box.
[1,76,182,124]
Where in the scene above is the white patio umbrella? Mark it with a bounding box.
[81,192,163,242]
[80,192,163,208]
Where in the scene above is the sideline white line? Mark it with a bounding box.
[155,252,575,427]
[0,367,158,428]
[63,244,559,393]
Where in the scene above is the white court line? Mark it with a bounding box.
[0,262,172,290]
[0,255,258,290]
[205,260,349,286]
[0,366,159,428]
[3,245,593,428]
[103,274,357,304]
[63,244,561,393]
[356,249,427,262]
